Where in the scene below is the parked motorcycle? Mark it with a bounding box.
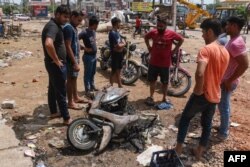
[140,49,192,97]
[98,40,141,85]
[67,86,146,153]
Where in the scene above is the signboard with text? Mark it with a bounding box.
[33,6,48,17]
[131,2,153,12]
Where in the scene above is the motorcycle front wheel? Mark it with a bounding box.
[168,68,192,97]
[121,61,140,85]
[67,118,99,151]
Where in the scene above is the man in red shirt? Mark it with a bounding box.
[133,15,142,38]
[144,17,184,105]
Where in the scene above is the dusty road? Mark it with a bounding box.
[0,20,250,167]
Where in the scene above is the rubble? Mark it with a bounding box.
[1,100,16,109]
[136,145,163,166]
[24,149,36,158]
[48,137,65,149]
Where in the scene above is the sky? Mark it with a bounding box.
[11,0,215,5]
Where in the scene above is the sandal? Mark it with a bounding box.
[63,118,72,126]
[145,97,155,106]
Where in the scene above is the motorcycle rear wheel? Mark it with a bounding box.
[67,118,98,150]
[168,68,192,97]
[121,61,140,85]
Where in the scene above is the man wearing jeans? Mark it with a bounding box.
[217,16,249,141]
[175,19,230,160]
[79,16,99,94]
[42,5,71,125]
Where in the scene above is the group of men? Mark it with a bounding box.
[42,5,248,159]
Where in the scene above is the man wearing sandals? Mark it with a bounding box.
[144,16,184,106]
[42,5,71,125]
[175,19,230,160]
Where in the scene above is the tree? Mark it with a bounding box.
[2,4,19,15]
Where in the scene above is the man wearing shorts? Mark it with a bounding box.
[109,17,126,88]
[63,11,90,110]
[144,17,184,105]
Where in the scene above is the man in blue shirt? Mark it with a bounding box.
[63,11,90,110]
[79,16,99,94]
[109,17,126,88]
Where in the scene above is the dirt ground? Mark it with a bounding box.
[0,20,250,167]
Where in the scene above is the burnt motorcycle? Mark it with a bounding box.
[67,86,151,153]
[98,40,141,85]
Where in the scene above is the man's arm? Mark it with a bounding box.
[224,53,249,90]
[78,31,93,52]
[144,34,152,52]
[65,40,80,71]
[45,37,63,67]
[193,61,207,95]
[172,37,184,54]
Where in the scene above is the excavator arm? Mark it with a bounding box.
[177,0,211,29]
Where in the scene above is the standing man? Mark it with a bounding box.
[175,19,230,160]
[109,17,126,88]
[144,17,184,106]
[217,16,249,141]
[42,5,71,125]
[133,15,142,38]
[79,16,99,95]
[63,11,89,110]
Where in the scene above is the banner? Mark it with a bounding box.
[33,6,48,17]
[131,2,153,12]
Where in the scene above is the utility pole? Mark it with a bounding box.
[172,0,177,31]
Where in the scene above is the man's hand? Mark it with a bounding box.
[73,63,80,72]
[54,59,63,68]
[223,80,233,91]
[147,46,152,53]
[193,89,203,96]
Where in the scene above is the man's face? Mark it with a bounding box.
[56,13,70,25]
[157,22,166,34]
[92,23,99,31]
[202,29,209,44]
[71,15,83,27]
[225,22,236,35]
[116,22,121,29]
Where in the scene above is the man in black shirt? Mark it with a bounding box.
[79,16,99,94]
[42,5,71,125]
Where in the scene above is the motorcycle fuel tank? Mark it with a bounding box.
[101,87,129,104]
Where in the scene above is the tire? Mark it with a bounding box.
[121,61,140,85]
[168,68,192,97]
[100,61,108,70]
[67,118,99,151]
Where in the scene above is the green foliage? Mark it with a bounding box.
[48,5,58,13]
[2,5,19,15]
[236,6,247,19]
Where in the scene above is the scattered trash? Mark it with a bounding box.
[32,78,38,83]
[26,133,40,140]
[230,122,240,127]
[0,60,9,68]
[48,137,65,148]
[38,113,46,119]
[187,133,197,138]
[155,101,173,110]
[27,142,36,149]
[24,149,36,158]
[168,125,178,132]
[36,161,46,167]
[136,145,163,166]
[1,100,16,109]
[0,118,7,125]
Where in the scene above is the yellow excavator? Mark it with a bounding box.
[177,0,212,29]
